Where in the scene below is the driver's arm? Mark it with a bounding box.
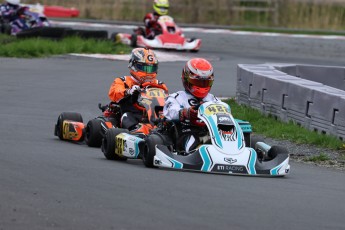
[108,77,127,103]
[163,96,182,121]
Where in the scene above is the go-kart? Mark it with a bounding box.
[54,102,122,147]
[8,6,50,35]
[101,82,168,161]
[143,101,290,176]
[112,15,201,52]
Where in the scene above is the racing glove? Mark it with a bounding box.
[126,85,140,95]
[126,85,141,103]
[179,107,198,122]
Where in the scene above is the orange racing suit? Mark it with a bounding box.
[108,76,168,130]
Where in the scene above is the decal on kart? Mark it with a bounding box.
[199,146,213,172]
[62,120,83,141]
[115,133,126,156]
[247,149,257,175]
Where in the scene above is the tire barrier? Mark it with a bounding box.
[15,27,108,40]
[16,27,68,39]
[22,4,79,18]
[237,64,345,141]
[64,29,108,40]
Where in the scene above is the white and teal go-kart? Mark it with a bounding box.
[143,101,290,176]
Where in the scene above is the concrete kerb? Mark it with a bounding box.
[237,63,345,140]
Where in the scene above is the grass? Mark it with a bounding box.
[226,98,345,150]
[306,153,331,162]
[0,34,130,58]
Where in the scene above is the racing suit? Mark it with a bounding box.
[0,3,20,22]
[143,12,161,39]
[108,76,168,130]
[163,90,220,153]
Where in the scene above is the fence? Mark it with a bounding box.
[21,0,345,30]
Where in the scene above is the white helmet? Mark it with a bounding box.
[6,0,20,5]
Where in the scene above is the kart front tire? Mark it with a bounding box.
[143,134,165,168]
[267,146,288,160]
[250,136,265,149]
[55,112,83,140]
[102,128,128,161]
[85,119,102,147]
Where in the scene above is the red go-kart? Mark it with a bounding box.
[112,15,201,52]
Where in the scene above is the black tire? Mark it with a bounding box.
[244,132,251,147]
[55,112,83,140]
[64,29,108,40]
[102,128,129,161]
[143,134,165,168]
[85,119,102,147]
[1,22,11,35]
[267,146,288,160]
[250,136,265,149]
[130,34,137,47]
[110,32,118,42]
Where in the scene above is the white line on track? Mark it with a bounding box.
[51,20,345,40]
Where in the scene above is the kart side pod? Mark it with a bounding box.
[54,112,85,142]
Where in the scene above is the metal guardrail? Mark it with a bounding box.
[236,64,345,141]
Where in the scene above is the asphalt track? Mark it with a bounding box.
[0,24,345,230]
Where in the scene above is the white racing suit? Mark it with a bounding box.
[163,91,219,154]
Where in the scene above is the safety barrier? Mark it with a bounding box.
[23,4,79,18]
[236,63,345,140]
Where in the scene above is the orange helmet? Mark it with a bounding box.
[128,48,158,84]
[182,58,214,99]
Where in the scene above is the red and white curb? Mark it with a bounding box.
[51,20,345,41]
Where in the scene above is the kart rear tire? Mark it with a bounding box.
[143,134,165,168]
[102,128,128,161]
[55,112,83,140]
[85,119,102,147]
[267,146,288,160]
[130,34,137,47]
[110,32,118,42]
[244,133,251,147]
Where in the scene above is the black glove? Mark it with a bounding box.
[125,85,140,103]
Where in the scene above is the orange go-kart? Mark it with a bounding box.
[101,82,167,161]
[54,102,122,147]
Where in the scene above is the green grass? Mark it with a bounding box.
[0,34,130,58]
[306,153,331,162]
[226,99,345,150]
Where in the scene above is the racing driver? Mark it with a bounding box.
[143,0,169,39]
[108,47,168,131]
[163,58,219,154]
[0,0,21,22]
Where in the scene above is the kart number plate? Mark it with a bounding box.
[204,104,230,116]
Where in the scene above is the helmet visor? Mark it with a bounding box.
[135,63,158,73]
[186,74,214,88]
